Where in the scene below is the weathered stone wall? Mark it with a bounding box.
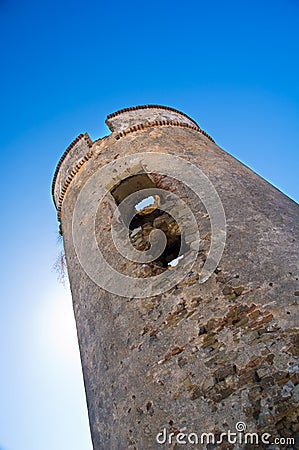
[53,106,299,449]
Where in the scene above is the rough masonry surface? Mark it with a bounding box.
[52,105,299,449]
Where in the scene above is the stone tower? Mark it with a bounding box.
[52,105,299,449]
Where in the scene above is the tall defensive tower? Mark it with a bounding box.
[52,105,299,449]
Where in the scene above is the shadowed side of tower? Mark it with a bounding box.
[52,105,299,449]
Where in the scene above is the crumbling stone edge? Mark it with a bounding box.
[114,119,215,143]
[106,104,200,129]
[56,150,93,222]
[51,133,93,202]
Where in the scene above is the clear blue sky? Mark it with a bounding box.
[0,0,298,449]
